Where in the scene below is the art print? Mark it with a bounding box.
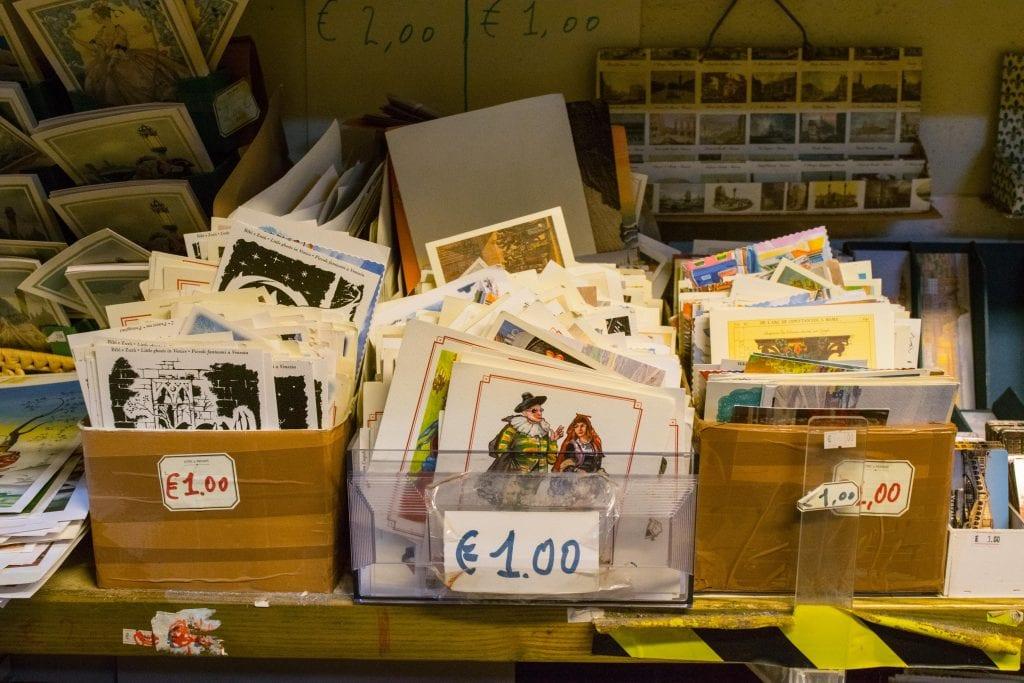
[0,240,66,263]
[0,375,85,513]
[425,208,575,285]
[0,258,70,354]
[0,175,62,241]
[16,0,208,105]
[65,264,148,326]
[0,115,38,171]
[95,341,274,430]
[184,0,250,67]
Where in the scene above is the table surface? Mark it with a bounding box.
[3,545,1023,661]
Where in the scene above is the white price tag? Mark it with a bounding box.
[833,459,914,517]
[824,430,857,449]
[443,511,600,594]
[797,480,860,512]
[158,454,239,511]
[973,533,1002,546]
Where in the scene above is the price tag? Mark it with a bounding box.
[443,510,600,594]
[973,533,1002,546]
[158,454,239,511]
[797,480,860,512]
[824,430,857,449]
[833,459,914,517]
[213,79,260,137]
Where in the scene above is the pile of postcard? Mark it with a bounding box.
[0,373,89,603]
[68,236,384,431]
[676,226,959,426]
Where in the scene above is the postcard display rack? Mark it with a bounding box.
[349,451,699,605]
[597,46,931,216]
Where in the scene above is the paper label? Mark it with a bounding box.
[443,510,600,595]
[158,454,239,511]
[123,628,154,646]
[824,430,857,449]
[973,532,1002,546]
[833,459,914,517]
[797,480,860,512]
[213,79,260,137]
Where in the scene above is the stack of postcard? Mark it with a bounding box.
[0,373,89,603]
[68,180,393,430]
[675,227,959,424]
[353,226,692,595]
[14,0,250,107]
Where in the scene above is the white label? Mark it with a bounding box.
[797,480,860,512]
[443,510,600,595]
[213,79,260,137]
[158,454,239,511]
[824,430,857,449]
[833,459,914,517]
[973,533,1002,545]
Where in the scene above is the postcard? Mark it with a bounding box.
[0,114,38,171]
[767,379,957,425]
[31,103,214,185]
[65,263,148,327]
[0,374,85,514]
[0,5,44,83]
[17,228,149,311]
[769,257,837,297]
[185,0,251,68]
[425,207,575,285]
[0,239,66,262]
[743,352,865,374]
[48,180,207,251]
[0,257,69,342]
[15,0,208,105]
[435,357,675,475]
[0,81,36,131]
[0,174,62,241]
[273,357,318,430]
[93,338,276,430]
[709,303,896,368]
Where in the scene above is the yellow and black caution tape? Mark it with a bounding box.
[593,605,1022,671]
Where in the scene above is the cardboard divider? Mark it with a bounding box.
[81,421,351,593]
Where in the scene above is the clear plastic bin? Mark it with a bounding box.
[348,450,697,606]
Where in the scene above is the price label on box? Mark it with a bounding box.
[833,459,914,517]
[443,510,600,594]
[158,454,239,511]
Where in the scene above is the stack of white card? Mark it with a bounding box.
[0,374,89,603]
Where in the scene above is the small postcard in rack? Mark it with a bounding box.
[185,0,251,68]
[0,114,39,171]
[17,228,149,312]
[15,0,209,105]
[425,208,575,285]
[31,103,214,185]
[0,174,62,241]
[0,239,66,263]
[0,257,69,336]
[0,81,38,131]
[48,179,207,252]
[65,263,148,327]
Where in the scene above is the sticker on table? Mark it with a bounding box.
[151,608,226,656]
[158,453,239,511]
[833,459,914,517]
[443,510,600,594]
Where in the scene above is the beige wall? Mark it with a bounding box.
[238,0,1024,207]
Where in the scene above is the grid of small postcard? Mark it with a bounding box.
[596,46,929,215]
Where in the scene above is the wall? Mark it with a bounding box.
[238,0,1024,199]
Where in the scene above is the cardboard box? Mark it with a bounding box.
[82,422,350,592]
[695,422,955,594]
[944,508,1024,597]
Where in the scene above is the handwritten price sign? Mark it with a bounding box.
[158,454,239,511]
[443,511,599,594]
[833,459,914,517]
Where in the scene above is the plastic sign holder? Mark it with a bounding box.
[348,450,697,605]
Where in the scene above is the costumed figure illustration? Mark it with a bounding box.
[75,2,191,106]
[553,413,605,474]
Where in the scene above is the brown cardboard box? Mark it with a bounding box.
[82,422,351,592]
[695,422,955,594]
